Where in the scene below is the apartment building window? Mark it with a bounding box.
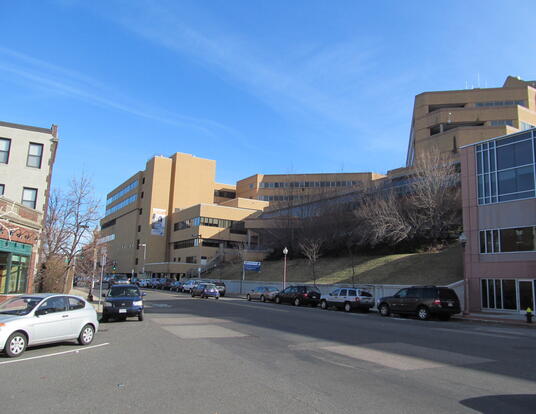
[475,100,525,108]
[520,122,536,131]
[479,226,536,253]
[106,180,138,205]
[476,131,535,204]
[26,143,43,168]
[137,225,141,232]
[136,239,140,250]
[139,208,143,215]
[141,192,144,199]
[142,177,145,184]
[185,256,196,263]
[135,258,138,265]
[21,187,37,209]
[105,194,137,216]
[0,184,4,195]
[490,120,513,127]
[0,138,11,164]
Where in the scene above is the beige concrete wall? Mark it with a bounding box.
[169,153,215,210]
[0,123,56,213]
[219,197,268,210]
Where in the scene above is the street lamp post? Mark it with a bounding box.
[140,243,147,278]
[282,247,288,289]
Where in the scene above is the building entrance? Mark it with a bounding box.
[518,280,535,312]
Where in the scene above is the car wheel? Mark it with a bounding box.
[275,296,281,304]
[260,295,266,303]
[293,298,301,307]
[138,311,144,321]
[78,324,95,345]
[5,331,27,358]
[215,297,219,300]
[191,292,195,297]
[344,302,352,312]
[320,300,328,310]
[246,294,251,301]
[379,303,390,317]
[417,306,430,320]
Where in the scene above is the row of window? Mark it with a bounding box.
[0,184,38,209]
[476,130,535,204]
[521,122,536,131]
[258,180,360,189]
[489,120,513,127]
[106,180,138,205]
[173,216,246,234]
[214,190,236,198]
[481,279,518,310]
[172,238,243,250]
[475,100,525,108]
[0,138,44,169]
[259,194,319,202]
[105,194,137,216]
[173,239,196,250]
[480,226,536,254]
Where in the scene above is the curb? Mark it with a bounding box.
[452,315,535,328]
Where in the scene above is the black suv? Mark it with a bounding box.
[377,286,460,321]
[274,285,321,307]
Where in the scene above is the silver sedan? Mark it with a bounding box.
[246,287,279,302]
[0,294,99,358]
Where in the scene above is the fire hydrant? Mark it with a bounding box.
[526,307,533,324]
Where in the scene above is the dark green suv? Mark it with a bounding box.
[377,286,460,321]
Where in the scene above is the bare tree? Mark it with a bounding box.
[37,175,101,293]
[408,148,461,246]
[299,238,322,286]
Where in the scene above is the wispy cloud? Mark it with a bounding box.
[99,1,389,133]
[0,45,236,138]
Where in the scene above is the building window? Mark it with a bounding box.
[139,208,143,215]
[476,131,535,204]
[141,192,144,199]
[185,256,196,263]
[26,143,43,168]
[21,187,37,209]
[0,252,29,294]
[105,194,137,216]
[479,226,536,253]
[481,278,518,310]
[0,184,4,195]
[490,120,513,127]
[475,100,525,108]
[137,225,141,232]
[0,138,11,164]
[142,177,145,184]
[106,180,138,205]
[173,239,195,249]
[135,258,138,265]
[136,239,140,250]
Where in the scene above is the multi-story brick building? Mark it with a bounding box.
[460,128,536,313]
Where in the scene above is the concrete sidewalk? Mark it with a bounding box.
[70,287,103,313]
[453,311,535,327]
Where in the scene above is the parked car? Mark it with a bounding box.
[182,279,202,293]
[320,288,374,312]
[149,278,161,289]
[212,281,226,297]
[169,281,182,291]
[191,283,220,299]
[161,278,175,290]
[377,285,461,320]
[0,294,98,358]
[102,284,145,322]
[247,286,279,302]
[274,285,321,307]
[138,279,149,288]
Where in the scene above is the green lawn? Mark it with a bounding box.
[210,246,463,286]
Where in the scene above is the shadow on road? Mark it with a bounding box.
[459,394,536,414]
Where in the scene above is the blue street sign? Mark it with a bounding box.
[243,261,261,272]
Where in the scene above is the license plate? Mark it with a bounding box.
[448,302,453,307]
[119,309,127,313]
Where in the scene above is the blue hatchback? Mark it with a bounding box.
[102,284,145,322]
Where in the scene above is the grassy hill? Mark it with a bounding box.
[209,246,463,286]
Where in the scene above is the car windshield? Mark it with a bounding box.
[0,296,43,316]
[109,287,140,297]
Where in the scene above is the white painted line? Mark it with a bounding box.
[216,300,290,313]
[0,342,110,365]
[433,327,512,339]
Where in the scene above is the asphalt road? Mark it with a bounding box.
[1,289,536,414]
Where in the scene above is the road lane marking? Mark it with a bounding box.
[161,325,248,339]
[0,342,110,365]
[214,300,290,313]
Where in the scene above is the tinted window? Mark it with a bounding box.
[331,289,340,296]
[396,289,409,298]
[438,288,458,301]
[297,287,306,293]
[109,287,141,297]
[347,290,356,297]
[339,289,348,296]
[308,287,321,293]
[359,291,373,297]
[39,297,67,314]
[407,288,420,298]
[422,288,436,299]
[68,297,85,310]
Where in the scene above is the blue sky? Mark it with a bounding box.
[1,0,535,210]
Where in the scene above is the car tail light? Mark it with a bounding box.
[303,293,308,297]
[433,299,441,305]
[355,297,360,302]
